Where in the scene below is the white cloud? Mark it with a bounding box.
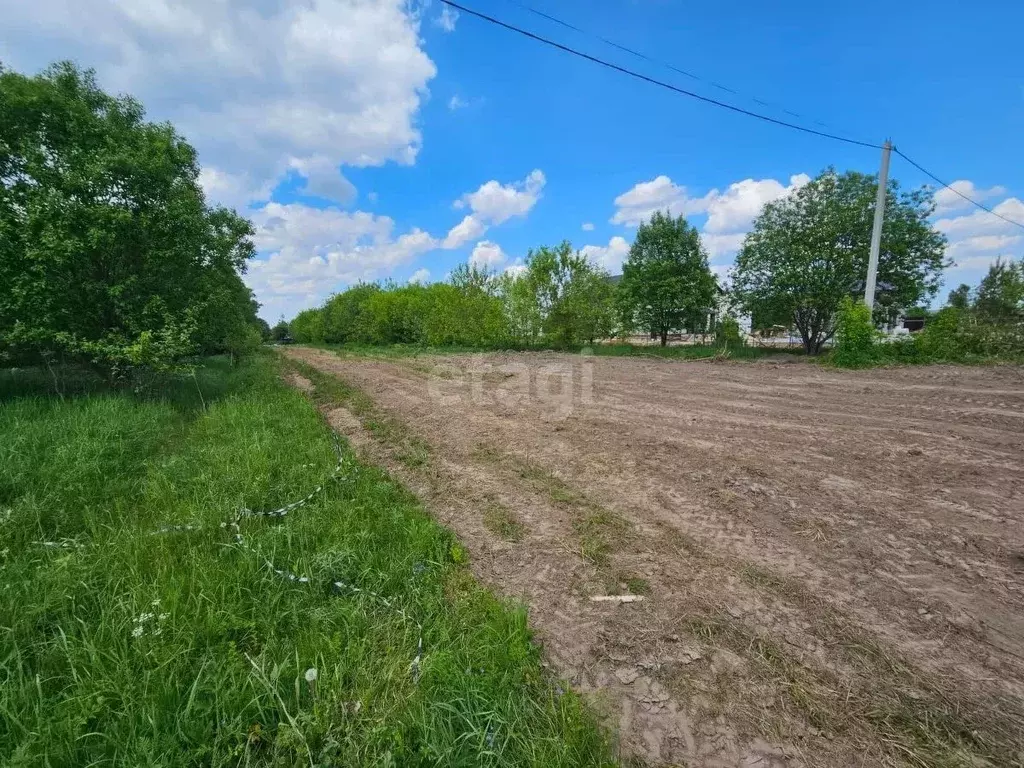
[251,203,393,253]
[611,173,808,231]
[934,198,1024,239]
[448,94,468,110]
[366,191,379,203]
[579,236,630,274]
[947,234,1023,260]
[933,180,1007,217]
[198,168,273,211]
[933,195,1023,288]
[435,5,459,32]
[444,169,546,248]
[581,222,595,231]
[244,202,438,319]
[456,169,546,224]
[443,214,488,249]
[408,268,431,284]
[469,240,507,269]
[944,253,1014,278]
[609,172,809,263]
[702,233,747,261]
[2,0,437,209]
[288,156,357,203]
[610,175,715,226]
[703,174,809,234]
[503,262,528,278]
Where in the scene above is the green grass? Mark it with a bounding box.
[0,354,613,767]
[589,343,787,361]
[482,504,526,542]
[308,343,499,359]
[303,341,787,362]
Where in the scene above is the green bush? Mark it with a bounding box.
[288,244,619,352]
[0,62,259,377]
[914,307,971,360]
[715,315,742,347]
[831,298,878,367]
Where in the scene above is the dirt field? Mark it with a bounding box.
[283,347,1024,767]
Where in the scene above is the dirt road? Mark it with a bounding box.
[283,347,1024,767]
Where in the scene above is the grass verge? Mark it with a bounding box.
[0,354,612,767]
[296,341,788,362]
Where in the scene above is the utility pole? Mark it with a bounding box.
[864,139,893,311]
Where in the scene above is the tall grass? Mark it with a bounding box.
[0,355,612,766]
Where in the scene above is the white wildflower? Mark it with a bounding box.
[304,668,318,683]
[131,625,144,638]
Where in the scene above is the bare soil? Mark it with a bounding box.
[282,347,1024,768]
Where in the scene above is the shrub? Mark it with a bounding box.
[831,298,878,367]
[914,307,971,361]
[715,316,742,347]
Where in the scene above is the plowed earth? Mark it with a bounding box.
[283,347,1024,768]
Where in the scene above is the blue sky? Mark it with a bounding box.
[2,0,1021,321]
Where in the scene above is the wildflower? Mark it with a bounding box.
[131,625,144,638]
[304,668,318,683]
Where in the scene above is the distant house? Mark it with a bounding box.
[882,309,929,339]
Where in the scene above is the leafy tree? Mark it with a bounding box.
[510,241,616,348]
[270,319,291,342]
[223,321,263,365]
[0,61,258,377]
[496,269,543,346]
[618,212,716,346]
[946,284,972,310]
[732,169,947,354]
[973,258,1024,326]
[321,283,380,343]
[560,265,617,344]
[427,267,509,347]
[290,308,325,344]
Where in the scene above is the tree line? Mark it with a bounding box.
[1,62,263,383]
[288,214,724,349]
[6,60,1016,373]
[289,170,956,356]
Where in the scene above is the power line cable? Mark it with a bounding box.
[439,0,882,150]
[506,0,827,126]
[893,147,1024,231]
[443,1,1024,233]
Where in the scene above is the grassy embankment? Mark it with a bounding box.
[0,354,612,767]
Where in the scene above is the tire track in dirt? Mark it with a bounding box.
[282,347,1024,767]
